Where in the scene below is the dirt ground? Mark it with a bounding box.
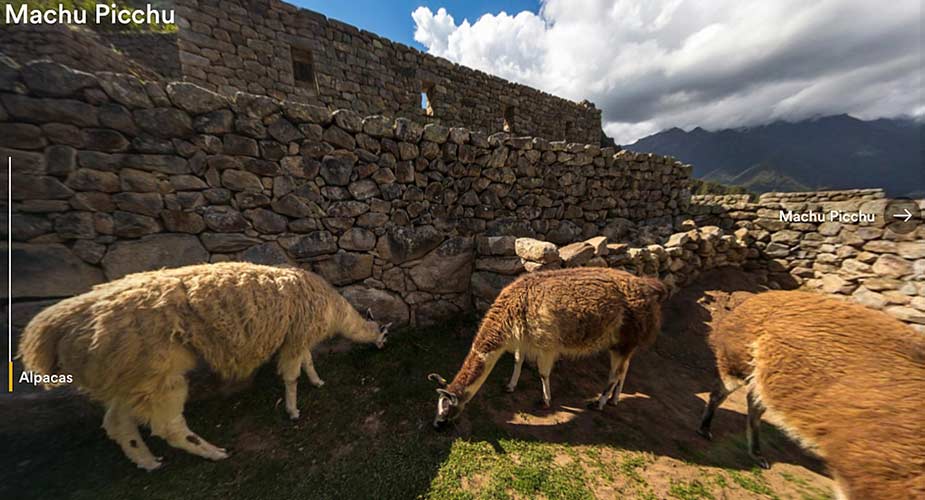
[0,268,834,499]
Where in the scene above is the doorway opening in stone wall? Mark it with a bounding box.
[291,46,318,94]
[564,120,574,141]
[421,81,434,116]
[503,105,515,133]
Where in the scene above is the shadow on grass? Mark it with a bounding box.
[0,268,825,500]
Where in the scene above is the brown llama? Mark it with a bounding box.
[429,267,667,428]
[699,290,924,500]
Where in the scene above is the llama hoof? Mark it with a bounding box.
[537,399,551,409]
[504,384,516,393]
[288,409,300,420]
[208,448,230,461]
[138,457,164,471]
[752,455,770,470]
[696,428,713,441]
[312,379,325,388]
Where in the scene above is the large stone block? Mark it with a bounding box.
[101,234,209,280]
[409,237,475,293]
[340,285,410,327]
[315,252,373,286]
[376,225,444,264]
[10,244,104,298]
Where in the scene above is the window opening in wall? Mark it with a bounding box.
[503,105,515,132]
[291,46,316,89]
[564,120,574,139]
[421,81,434,116]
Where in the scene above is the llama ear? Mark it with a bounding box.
[435,388,457,405]
[428,373,448,387]
[382,322,393,333]
[366,308,374,320]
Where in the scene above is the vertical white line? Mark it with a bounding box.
[8,155,12,392]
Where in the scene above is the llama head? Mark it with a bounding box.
[428,373,462,429]
[365,308,391,349]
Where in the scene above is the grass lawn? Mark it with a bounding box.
[0,306,833,499]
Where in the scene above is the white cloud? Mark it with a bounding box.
[411,0,922,144]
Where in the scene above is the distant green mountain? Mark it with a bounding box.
[703,163,811,193]
[629,115,923,196]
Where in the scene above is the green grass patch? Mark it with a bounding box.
[668,479,715,500]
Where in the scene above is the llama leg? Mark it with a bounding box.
[746,389,770,469]
[149,375,228,461]
[595,347,635,410]
[698,378,742,440]
[302,351,325,387]
[536,352,556,408]
[505,349,524,393]
[102,402,162,471]
[278,355,302,420]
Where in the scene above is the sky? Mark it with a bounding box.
[294,0,922,144]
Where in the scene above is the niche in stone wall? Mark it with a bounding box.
[503,105,515,132]
[421,81,434,116]
[291,46,317,92]
[564,120,574,139]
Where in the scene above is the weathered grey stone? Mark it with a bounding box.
[416,300,462,327]
[102,234,209,280]
[11,243,104,298]
[203,206,249,232]
[200,232,261,252]
[97,72,152,108]
[285,231,338,259]
[348,179,380,200]
[320,154,355,186]
[340,285,410,327]
[54,211,95,239]
[135,108,193,138]
[821,274,856,294]
[166,82,228,114]
[558,241,596,267]
[234,92,280,119]
[377,225,445,264]
[113,192,163,217]
[897,241,925,259]
[22,61,98,97]
[409,237,474,293]
[244,208,287,233]
[339,227,376,251]
[515,238,559,263]
[268,118,303,143]
[475,256,524,275]
[393,118,423,143]
[323,125,355,150]
[316,252,373,285]
[72,239,106,264]
[112,211,161,237]
[161,210,206,233]
[11,213,52,241]
[0,123,45,149]
[238,242,291,266]
[269,193,320,218]
[66,168,120,193]
[872,254,912,278]
[218,168,262,192]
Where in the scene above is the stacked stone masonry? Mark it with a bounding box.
[691,191,925,331]
[175,0,602,144]
[1,59,689,328]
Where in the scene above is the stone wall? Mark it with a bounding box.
[103,33,182,78]
[691,190,925,330]
[175,0,603,144]
[0,25,163,80]
[470,225,750,312]
[1,59,690,328]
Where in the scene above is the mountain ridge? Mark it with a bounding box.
[627,114,923,196]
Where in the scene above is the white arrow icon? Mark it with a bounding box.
[892,208,912,222]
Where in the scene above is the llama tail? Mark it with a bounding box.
[643,277,670,303]
[18,308,69,389]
